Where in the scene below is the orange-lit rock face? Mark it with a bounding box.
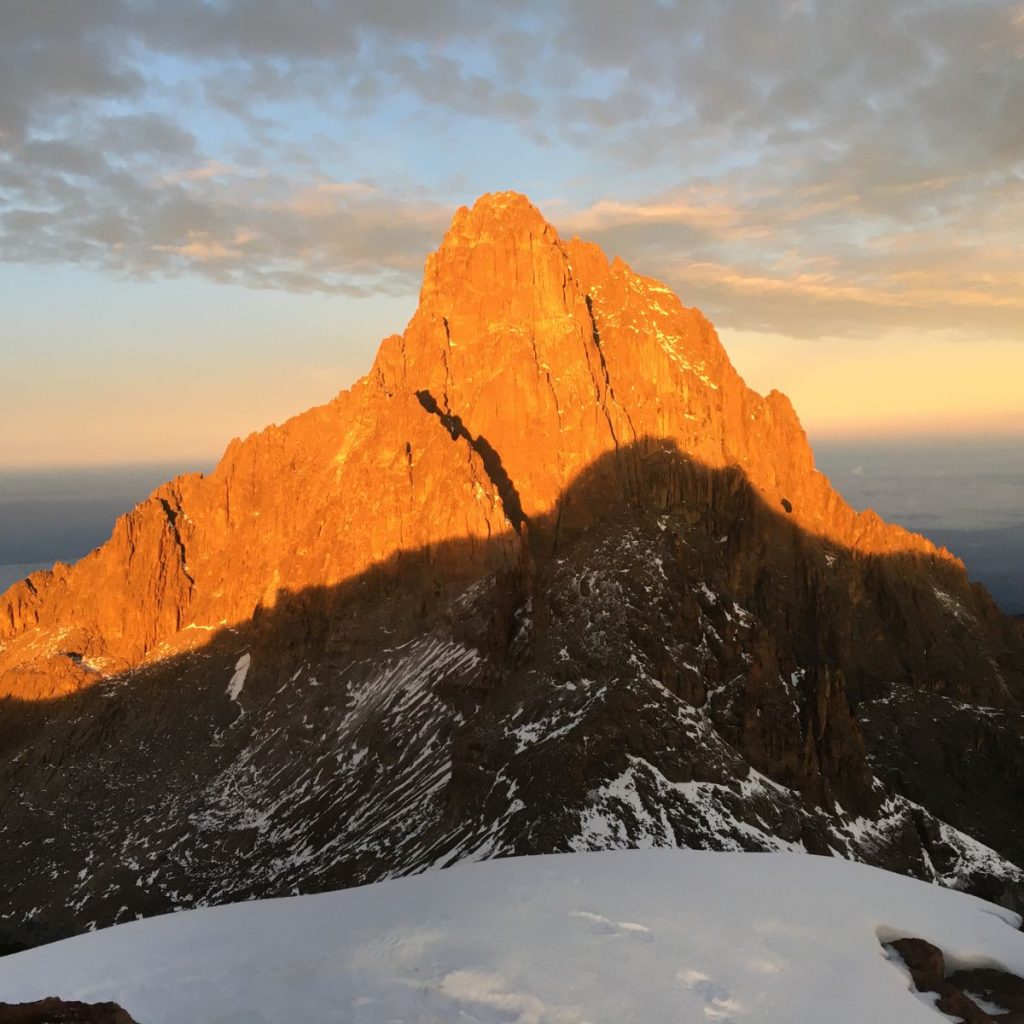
[0,191,955,698]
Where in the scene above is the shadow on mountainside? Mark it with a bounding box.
[2,439,1024,950]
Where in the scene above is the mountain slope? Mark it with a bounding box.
[2,192,1024,949]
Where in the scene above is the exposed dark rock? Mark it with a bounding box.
[950,967,1024,1017]
[889,936,946,993]
[887,935,1024,1023]
[0,998,138,1023]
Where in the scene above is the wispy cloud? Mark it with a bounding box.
[562,195,742,235]
[152,226,258,263]
[0,0,1021,341]
[672,261,1024,312]
[161,161,242,185]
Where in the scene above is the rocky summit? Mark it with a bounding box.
[2,192,1024,950]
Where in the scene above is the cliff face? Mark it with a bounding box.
[2,192,1024,949]
[0,192,969,697]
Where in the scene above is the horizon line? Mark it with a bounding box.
[3,426,1024,473]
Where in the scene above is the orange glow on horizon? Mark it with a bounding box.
[3,284,1021,470]
[725,330,1024,441]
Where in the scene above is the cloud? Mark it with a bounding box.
[562,195,742,235]
[284,180,380,216]
[0,0,1021,341]
[161,161,238,185]
[152,226,257,263]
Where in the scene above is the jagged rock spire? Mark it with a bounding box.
[0,193,960,697]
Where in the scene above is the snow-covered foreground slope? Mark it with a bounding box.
[2,851,1023,1023]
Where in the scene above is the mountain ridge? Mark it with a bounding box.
[2,191,1023,951]
[0,191,966,699]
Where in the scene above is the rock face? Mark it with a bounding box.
[2,192,1024,949]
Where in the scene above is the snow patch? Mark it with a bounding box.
[227,653,250,702]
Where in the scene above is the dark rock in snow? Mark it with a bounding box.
[0,998,138,1023]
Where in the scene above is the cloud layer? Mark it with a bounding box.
[2,0,1023,340]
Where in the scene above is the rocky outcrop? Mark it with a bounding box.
[0,998,138,1023]
[887,936,1024,1024]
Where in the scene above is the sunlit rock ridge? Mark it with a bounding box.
[0,191,963,692]
[1,192,1024,950]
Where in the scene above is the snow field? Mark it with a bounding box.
[1,850,1023,1023]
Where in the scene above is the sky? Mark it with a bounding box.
[2,0,1023,467]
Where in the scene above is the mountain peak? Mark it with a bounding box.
[3,193,1024,952]
[447,190,554,241]
[418,190,567,315]
[2,192,971,700]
